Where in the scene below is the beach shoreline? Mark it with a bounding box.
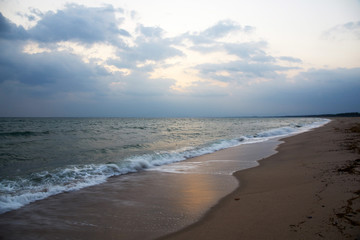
[0,117,358,240]
[159,117,360,240]
[0,122,285,240]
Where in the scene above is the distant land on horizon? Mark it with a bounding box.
[229,112,360,118]
[285,112,360,118]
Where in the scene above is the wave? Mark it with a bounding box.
[0,130,51,138]
[0,118,330,214]
[254,119,328,138]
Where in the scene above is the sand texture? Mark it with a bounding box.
[160,118,360,240]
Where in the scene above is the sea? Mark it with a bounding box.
[0,117,329,214]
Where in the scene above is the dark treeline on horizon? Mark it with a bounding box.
[283,112,360,118]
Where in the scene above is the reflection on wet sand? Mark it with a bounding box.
[171,173,237,214]
[0,170,238,240]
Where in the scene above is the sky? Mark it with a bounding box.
[0,0,359,117]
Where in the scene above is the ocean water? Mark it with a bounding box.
[0,117,329,214]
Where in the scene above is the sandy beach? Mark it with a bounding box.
[159,117,360,240]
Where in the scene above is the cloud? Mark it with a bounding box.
[0,40,107,93]
[322,21,360,40]
[184,26,302,87]
[16,7,44,22]
[184,20,253,44]
[0,12,28,40]
[188,34,277,64]
[196,60,297,83]
[202,20,247,38]
[237,67,360,115]
[0,5,186,118]
[108,24,184,69]
[295,67,360,86]
[137,25,164,39]
[344,21,360,30]
[122,38,183,63]
[177,66,360,116]
[223,41,270,60]
[0,4,359,117]
[28,4,130,44]
[291,68,360,113]
[0,5,181,88]
[114,71,176,97]
[278,56,302,63]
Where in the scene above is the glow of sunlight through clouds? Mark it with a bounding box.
[0,0,359,117]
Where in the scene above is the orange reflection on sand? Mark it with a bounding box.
[172,173,226,214]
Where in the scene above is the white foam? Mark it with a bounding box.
[253,118,330,139]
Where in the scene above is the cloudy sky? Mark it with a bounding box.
[0,0,359,117]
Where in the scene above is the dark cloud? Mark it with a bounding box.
[0,12,28,40]
[0,40,106,93]
[109,39,183,71]
[296,67,360,86]
[111,25,183,66]
[0,5,182,95]
[0,5,183,118]
[230,67,360,115]
[28,4,130,44]
[165,67,360,115]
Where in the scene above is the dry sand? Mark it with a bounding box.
[159,118,360,240]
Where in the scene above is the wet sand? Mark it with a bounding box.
[159,117,360,240]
